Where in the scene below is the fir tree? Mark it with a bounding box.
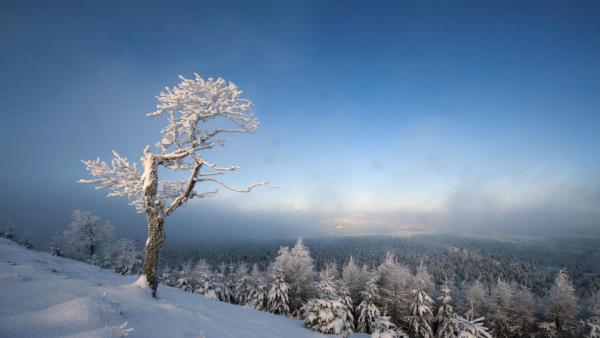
[247,263,268,311]
[268,267,290,316]
[407,262,434,338]
[303,265,353,335]
[234,262,251,305]
[357,274,381,333]
[544,269,578,334]
[436,284,458,338]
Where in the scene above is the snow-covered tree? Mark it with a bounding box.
[339,284,355,332]
[371,316,409,338]
[462,280,490,320]
[2,221,16,241]
[544,269,579,334]
[378,252,413,325]
[267,267,290,316]
[48,233,63,257]
[436,284,458,338]
[79,73,271,296]
[191,259,217,299]
[222,263,237,303]
[407,262,434,338]
[62,209,114,264]
[109,238,143,275]
[247,263,268,311]
[272,238,316,317]
[176,262,193,292]
[586,311,600,337]
[234,262,252,305]
[342,256,368,308]
[488,278,514,337]
[303,265,353,336]
[159,265,175,286]
[454,315,492,338]
[357,274,382,333]
[584,292,600,338]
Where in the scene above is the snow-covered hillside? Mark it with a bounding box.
[0,239,366,338]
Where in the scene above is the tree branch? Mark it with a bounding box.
[165,161,202,216]
[198,178,273,193]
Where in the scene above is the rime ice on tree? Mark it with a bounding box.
[79,74,271,296]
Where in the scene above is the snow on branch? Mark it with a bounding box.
[80,73,272,216]
[148,74,258,155]
[198,178,274,193]
[78,151,144,209]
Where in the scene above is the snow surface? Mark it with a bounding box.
[0,239,368,338]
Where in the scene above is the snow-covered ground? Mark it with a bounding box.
[0,238,367,338]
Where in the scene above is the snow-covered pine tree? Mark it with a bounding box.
[454,315,492,338]
[371,316,409,338]
[159,264,175,287]
[339,283,356,332]
[218,263,235,303]
[62,209,114,264]
[303,265,353,336]
[79,73,271,297]
[176,262,193,292]
[267,267,290,316]
[192,259,217,299]
[247,263,268,311]
[342,256,368,309]
[357,274,382,333]
[508,284,536,337]
[488,278,514,337]
[234,262,252,305]
[462,280,490,320]
[544,269,579,335]
[407,262,434,338]
[436,284,458,338]
[585,293,600,338]
[378,252,413,325]
[272,238,316,317]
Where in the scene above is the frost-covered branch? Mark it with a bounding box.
[165,161,202,216]
[78,151,143,209]
[148,74,258,155]
[198,178,272,193]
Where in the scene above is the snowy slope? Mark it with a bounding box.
[0,239,367,338]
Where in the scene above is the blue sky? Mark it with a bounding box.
[1,0,599,243]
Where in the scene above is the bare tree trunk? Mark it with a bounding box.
[143,214,165,297]
[140,147,165,298]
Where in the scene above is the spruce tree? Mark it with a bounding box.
[357,274,381,333]
[407,262,434,338]
[268,267,290,316]
[436,284,458,338]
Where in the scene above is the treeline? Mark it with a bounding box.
[157,238,600,337]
